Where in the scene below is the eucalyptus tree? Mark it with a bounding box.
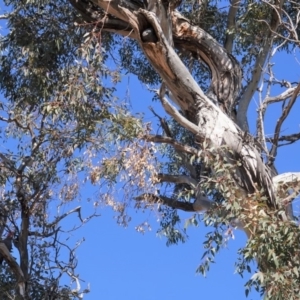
[70,0,300,298]
[0,0,300,299]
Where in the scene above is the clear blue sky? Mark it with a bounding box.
[1,2,300,299]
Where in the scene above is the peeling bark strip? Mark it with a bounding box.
[172,12,242,115]
[70,0,281,210]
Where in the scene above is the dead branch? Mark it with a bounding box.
[267,132,300,146]
[269,81,300,165]
[47,206,83,228]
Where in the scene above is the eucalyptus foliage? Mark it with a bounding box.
[0,0,300,299]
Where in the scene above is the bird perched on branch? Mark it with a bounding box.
[0,231,14,265]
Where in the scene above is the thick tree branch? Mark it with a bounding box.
[256,92,269,156]
[268,132,300,146]
[172,12,242,115]
[264,84,300,104]
[273,172,300,189]
[71,1,242,118]
[70,0,137,37]
[273,172,300,215]
[158,173,198,188]
[19,202,29,293]
[0,8,20,20]
[0,243,25,298]
[135,193,195,211]
[237,0,285,131]
[144,134,199,156]
[158,92,200,133]
[89,0,141,24]
[224,0,240,53]
[135,193,212,212]
[134,193,244,229]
